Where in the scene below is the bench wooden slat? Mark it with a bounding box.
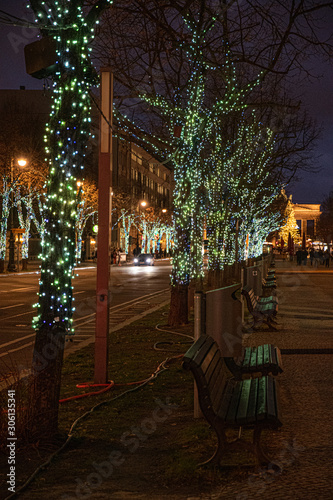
[256,345,264,371]
[183,335,208,365]
[236,378,252,425]
[205,347,222,384]
[217,378,235,421]
[201,342,219,378]
[270,345,277,366]
[250,348,258,371]
[225,380,242,425]
[263,344,271,368]
[194,339,216,375]
[246,377,259,424]
[257,376,268,421]
[210,362,229,412]
[267,375,277,423]
[242,348,252,370]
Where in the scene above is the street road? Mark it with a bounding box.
[0,261,171,381]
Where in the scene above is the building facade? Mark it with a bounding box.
[293,203,321,239]
[112,138,172,210]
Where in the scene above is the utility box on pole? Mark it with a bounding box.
[94,69,113,384]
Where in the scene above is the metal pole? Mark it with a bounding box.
[94,69,113,384]
[193,292,204,418]
[7,159,16,272]
[241,267,245,325]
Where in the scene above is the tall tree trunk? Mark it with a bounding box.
[168,284,188,326]
[29,327,66,439]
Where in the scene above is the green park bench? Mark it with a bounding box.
[242,285,278,329]
[183,335,282,469]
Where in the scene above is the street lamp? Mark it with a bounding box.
[136,200,148,253]
[7,158,27,272]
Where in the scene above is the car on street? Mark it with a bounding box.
[133,253,155,266]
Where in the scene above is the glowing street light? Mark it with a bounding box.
[17,158,27,168]
[136,200,148,252]
[7,158,28,271]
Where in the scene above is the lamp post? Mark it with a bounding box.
[136,200,147,254]
[7,158,27,272]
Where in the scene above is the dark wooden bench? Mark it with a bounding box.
[242,285,278,330]
[263,269,277,291]
[262,278,277,292]
[183,335,282,469]
[224,343,283,379]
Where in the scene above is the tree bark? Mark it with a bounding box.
[168,284,188,326]
[28,327,66,440]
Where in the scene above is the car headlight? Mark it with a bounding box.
[146,258,151,263]
[134,258,138,263]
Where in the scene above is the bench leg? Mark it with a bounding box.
[266,318,278,331]
[253,427,281,472]
[198,425,227,467]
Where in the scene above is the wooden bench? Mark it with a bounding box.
[263,269,277,290]
[183,335,282,469]
[242,285,278,330]
[224,343,283,379]
[262,278,277,292]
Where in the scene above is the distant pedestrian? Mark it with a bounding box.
[314,250,319,267]
[309,249,314,266]
[296,249,302,266]
[324,250,330,268]
[302,249,308,266]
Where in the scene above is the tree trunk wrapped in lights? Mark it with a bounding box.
[0,177,10,268]
[28,0,112,440]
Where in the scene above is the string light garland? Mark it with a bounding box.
[28,0,113,335]
[205,111,281,269]
[0,177,11,260]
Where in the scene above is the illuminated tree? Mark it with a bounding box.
[92,0,332,324]
[0,176,11,267]
[75,180,98,260]
[279,198,300,243]
[126,22,262,324]
[28,0,113,439]
[116,209,136,254]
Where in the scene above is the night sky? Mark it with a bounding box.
[1,0,332,205]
